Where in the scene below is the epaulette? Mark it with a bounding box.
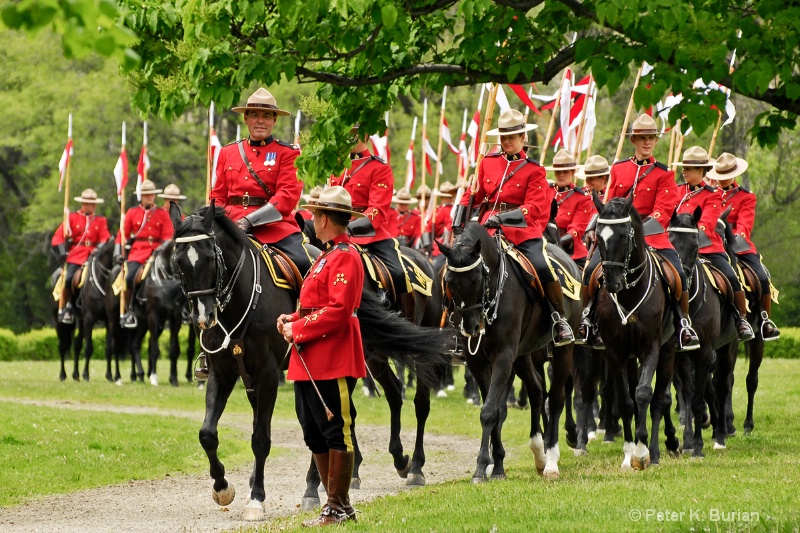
[486,153,502,158]
[573,186,587,195]
[739,186,752,193]
[276,139,300,150]
[676,180,687,186]
[548,182,557,188]
[526,157,540,165]
[371,155,387,164]
[224,140,240,148]
[336,242,351,252]
[613,159,628,166]
[655,161,669,171]
[704,184,716,192]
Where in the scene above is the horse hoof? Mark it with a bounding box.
[713,442,726,450]
[241,500,264,521]
[587,431,597,442]
[169,377,179,387]
[396,455,411,478]
[349,477,361,490]
[471,475,487,484]
[60,372,67,382]
[728,428,737,437]
[692,450,705,459]
[744,427,752,436]
[149,374,158,386]
[115,379,123,386]
[105,372,113,383]
[212,484,235,506]
[573,448,588,457]
[682,448,693,455]
[543,469,559,481]
[668,449,680,459]
[72,373,80,382]
[630,456,650,470]
[301,497,320,511]
[406,473,425,486]
[437,389,448,398]
[490,473,507,481]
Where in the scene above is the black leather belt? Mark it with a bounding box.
[228,194,270,207]
[135,237,163,244]
[497,202,520,211]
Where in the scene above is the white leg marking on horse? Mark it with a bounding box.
[587,431,597,442]
[543,445,561,479]
[241,498,265,521]
[622,441,634,469]
[599,226,615,247]
[149,373,158,386]
[713,442,726,450]
[187,245,199,268]
[529,434,546,472]
[632,442,650,470]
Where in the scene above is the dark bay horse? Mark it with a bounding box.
[438,222,579,481]
[170,204,450,521]
[51,270,80,382]
[592,194,678,469]
[669,209,738,456]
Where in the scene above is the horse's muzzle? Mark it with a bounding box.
[194,300,218,330]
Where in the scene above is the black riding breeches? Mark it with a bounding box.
[295,377,357,454]
[125,261,142,290]
[66,262,82,283]
[702,252,742,292]
[653,247,687,289]
[272,232,314,277]
[737,252,770,293]
[516,238,556,285]
[364,238,410,294]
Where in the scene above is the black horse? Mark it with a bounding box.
[170,204,450,521]
[592,194,678,469]
[668,209,738,456]
[438,222,579,481]
[51,269,80,382]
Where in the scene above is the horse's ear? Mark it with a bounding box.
[720,205,732,222]
[549,198,558,221]
[591,190,603,212]
[169,202,183,231]
[692,205,703,226]
[203,200,216,232]
[435,239,451,257]
[622,190,635,214]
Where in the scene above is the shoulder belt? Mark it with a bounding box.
[276,139,300,150]
[237,140,274,197]
[371,155,387,164]
[488,159,530,201]
[340,157,374,187]
[556,189,576,206]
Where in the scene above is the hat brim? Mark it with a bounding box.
[139,189,163,195]
[582,171,610,179]
[486,124,538,136]
[74,197,104,204]
[433,191,454,198]
[624,130,665,137]
[672,161,716,168]
[300,204,366,218]
[158,194,187,200]
[545,164,581,171]
[392,198,418,204]
[707,158,749,181]
[232,105,291,116]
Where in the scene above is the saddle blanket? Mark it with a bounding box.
[500,239,581,301]
[359,249,433,298]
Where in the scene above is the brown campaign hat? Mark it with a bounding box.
[581,155,611,178]
[624,114,663,137]
[707,152,749,181]
[436,181,457,198]
[392,188,418,205]
[545,149,581,171]
[301,186,365,218]
[231,88,290,116]
[416,184,432,199]
[486,109,538,136]
[158,183,186,200]
[302,185,324,203]
[73,188,104,204]
[138,179,163,195]
[672,146,716,167]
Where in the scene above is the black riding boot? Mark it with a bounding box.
[543,281,574,346]
[760,293,780,341]
[676,291,700,352]
[733,291,755,342]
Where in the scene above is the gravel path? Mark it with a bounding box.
[0,399,478,532]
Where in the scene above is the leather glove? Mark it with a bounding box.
[484,215,501,230]
[235,217,253,233]
[584,230,597,248]
[114,254,124,265]
[559,233,575,254]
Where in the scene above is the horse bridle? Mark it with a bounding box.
[667,225,699,294]
[597,215,648,289]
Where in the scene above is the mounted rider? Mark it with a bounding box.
[451,109,574,346]
[118,179,174,329]
[673,146,755,341]
[579,114,700,351]
[424,181,456,256]
[329,127,413,317]
[52,188,112,324]
[709,152,780,341]
[158,183,187,213]
[392,188,420,248]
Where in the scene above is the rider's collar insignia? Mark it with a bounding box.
[247,136,274,147]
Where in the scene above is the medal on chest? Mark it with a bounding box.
[313,258,327,275]
[264,152,277,166]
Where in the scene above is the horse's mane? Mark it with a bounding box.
[450,222,496,265]
[174,205,253,250]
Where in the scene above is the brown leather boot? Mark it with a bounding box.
[544,281,574,347]
[58,286,73,324]
[733,291,755,341]
[676,291,700,351]
[399,292,416,324]
[314,452,330,493]
[760,293,780,341]
[302,449,356,527]
[121,289,138,329]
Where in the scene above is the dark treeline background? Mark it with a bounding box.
[1,28,798,333]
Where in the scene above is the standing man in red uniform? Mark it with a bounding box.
[392,188,420,248]
[330,129,412,316]
[118,179,174,328]
[710,152,780,341]
[545,150,594,269]
[580,114,699,351]
[52,189,112,324]
[277,187,366,526]
[211,88,312,276]
[673,146,754,341]
[452,109,573,345]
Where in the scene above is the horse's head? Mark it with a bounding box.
[668,207,701,277]
[438,223,491,338]
[593,192,643,293]
[170,201,226,329]
[543,197,560,245]
[94,238,115,269]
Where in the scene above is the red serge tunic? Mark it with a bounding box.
[212,137,303,244]
[720,183,758,255]
[121,206,173,263]
[329,151,394,245]
[396,210,421,245]
[426,203,453,256]
[459,151,547,244]
[607,158,679,250]
[287,234,367,381]
[52,212,111,265]
[675,183,726,254]
[553,184,595,260]
[386,207,400,237]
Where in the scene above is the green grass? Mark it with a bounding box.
[2,358,800,532]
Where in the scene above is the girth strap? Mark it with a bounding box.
[228,252,262,393]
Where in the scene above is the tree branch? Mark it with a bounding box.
[409,0,459,18]
[493,0,545,10]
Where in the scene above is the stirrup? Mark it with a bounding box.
[59,309,74,325]
[121,313,138,329]
[678,318,700,352]
[737,318,755,342]
[574,308,592,345]
[194,353,209,381]
[551,312,574,347]
[760,311,780,341]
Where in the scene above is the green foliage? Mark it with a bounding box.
[0,329,16,362]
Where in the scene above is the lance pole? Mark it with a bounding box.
[540,71,568,166]
[63,113,73,240]
[464,83,500,221]
[605,63,645,203]
[206,102,214,203]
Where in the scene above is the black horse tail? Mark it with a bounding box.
[357,290,452,390]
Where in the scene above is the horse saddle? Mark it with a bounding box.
[699,258,734,307]
[498,237,581,302]
[650,251,683,302]
[249,238,303,295]
[358,248,433,306]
